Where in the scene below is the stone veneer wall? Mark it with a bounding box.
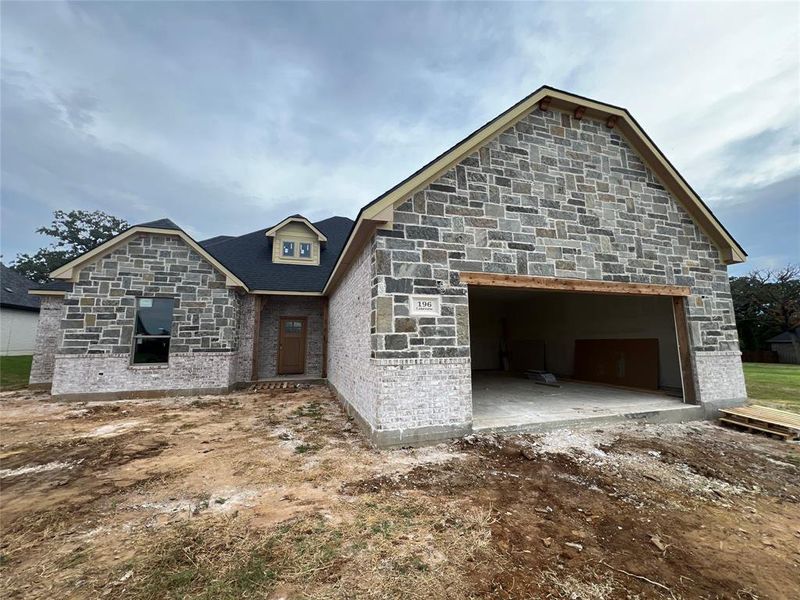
[257,295,325,379]
[50,233,241,397]
[29,296,64,386]
[370,106,746,417]
[328,237,472,446]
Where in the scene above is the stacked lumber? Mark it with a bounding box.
[255,381,300,391]
[719,405,800,440]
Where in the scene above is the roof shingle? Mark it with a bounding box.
[136,218,181,230]
[199,215,353,292]
[0,264,41,311]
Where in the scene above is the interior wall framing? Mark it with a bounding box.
[468,289,683,389]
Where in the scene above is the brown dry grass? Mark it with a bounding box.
[1,384,799,599]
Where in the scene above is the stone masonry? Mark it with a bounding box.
[328,224,473,445]
[29,101,748,440]
[362,106,745,431]
[50,233,242,397]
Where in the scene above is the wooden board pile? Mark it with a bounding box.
[719,405,800,440]
[254,381,304,391]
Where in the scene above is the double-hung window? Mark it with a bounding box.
[299,242,312,258]
[282,240,295,257]
[132,298,174,364]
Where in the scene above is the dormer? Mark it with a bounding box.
[265,215,327,266]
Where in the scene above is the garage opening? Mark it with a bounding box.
[466,276,696,432]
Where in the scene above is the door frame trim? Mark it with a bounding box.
[277,316,308,375]
[459,272,690,297]
[462,273,698,406]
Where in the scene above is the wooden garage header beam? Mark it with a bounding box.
[459,272,691,297]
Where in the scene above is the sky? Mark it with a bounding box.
[1,1,798,276]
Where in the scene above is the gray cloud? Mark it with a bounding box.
[718,174,800,275]
[1,1,798,271]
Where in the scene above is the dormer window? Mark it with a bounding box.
[265,215,327,267]
[279,239,313,260]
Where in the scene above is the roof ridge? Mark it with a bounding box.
[136,218,181,230]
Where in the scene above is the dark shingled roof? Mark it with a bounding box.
[199,235,235,248]
[200,216,353,292]
[29,280,74,293]
[40,215,352,294]
[1,264,41,311]
[137,218,182,230]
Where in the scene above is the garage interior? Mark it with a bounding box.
[467,281,696,432]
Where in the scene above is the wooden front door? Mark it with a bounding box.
[278,317,307,375]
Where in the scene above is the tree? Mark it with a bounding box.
[730,265,800,356]
[10,210,129,283]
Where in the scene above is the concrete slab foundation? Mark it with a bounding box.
[472,372,704,434]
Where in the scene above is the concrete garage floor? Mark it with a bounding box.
[471,372,704,433]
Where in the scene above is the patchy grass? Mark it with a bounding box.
[119,519,281,600]
[293,443,317,454]
[2,386,799,599]
[744,362,800,413]
[0,355,32,390]
[116,499,491,600]
[292,402,324,420]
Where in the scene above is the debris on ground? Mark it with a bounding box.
[1,385,798,599]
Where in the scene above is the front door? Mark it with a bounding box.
[278,317,307,375]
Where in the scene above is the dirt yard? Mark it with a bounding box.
[1,385,798,599]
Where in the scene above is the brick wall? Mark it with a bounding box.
[50,233,241,396]
[51,352,236,398]
[257,295,325,378]
[694,351,747,404]
[235,294,258,383]
[327,238,472,444]
[372,356,472,444]
[29,296,64,386]
[327,240,378,426]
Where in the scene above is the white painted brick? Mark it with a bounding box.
[51,352,235,396]
[694,351,747,402]
[327,241,378,425]
[29,296,64,385]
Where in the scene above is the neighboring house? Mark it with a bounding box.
[29,86,748,446]
[766,327,800,364]
[1,264,41,356]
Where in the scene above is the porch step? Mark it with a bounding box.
[258,382,293,390]
[246,378,326,392]
[472,404,705,435]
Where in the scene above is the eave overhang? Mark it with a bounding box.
[49,226,249,290]
[322,85,746,295]
[265,216,328,242]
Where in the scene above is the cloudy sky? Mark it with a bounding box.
[1,1,798,275]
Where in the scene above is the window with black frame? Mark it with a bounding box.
[132,298,174,364]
